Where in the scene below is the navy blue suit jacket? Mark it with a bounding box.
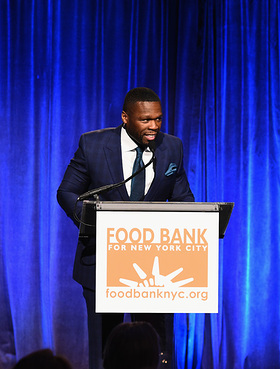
[57,125,194,290]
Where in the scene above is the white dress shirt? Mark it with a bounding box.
[121,126,154,196]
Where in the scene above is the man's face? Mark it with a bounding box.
[122,101,162,146]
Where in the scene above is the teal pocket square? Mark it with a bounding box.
[165,163,177,176]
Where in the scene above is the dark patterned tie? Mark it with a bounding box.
[130,147,145,201]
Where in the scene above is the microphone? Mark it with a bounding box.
[148,139,156,154]
[77,141,156,202]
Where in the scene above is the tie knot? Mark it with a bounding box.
[135,146,143,158]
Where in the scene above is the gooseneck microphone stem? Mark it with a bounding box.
[73,141,156,227]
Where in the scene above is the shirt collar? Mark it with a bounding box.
[121,126,137,152]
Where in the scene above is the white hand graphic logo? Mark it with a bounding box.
[119,256,194,287]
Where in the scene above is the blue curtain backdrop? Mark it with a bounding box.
[1,1,280,368]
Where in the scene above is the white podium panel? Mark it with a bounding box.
[96,209,219,313]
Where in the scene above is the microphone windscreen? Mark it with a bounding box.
[148,140,156,153]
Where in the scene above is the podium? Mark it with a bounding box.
[79,201,234,314]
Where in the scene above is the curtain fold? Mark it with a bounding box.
[1,1,279,368]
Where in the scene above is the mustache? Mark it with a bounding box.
[145,130,159,134]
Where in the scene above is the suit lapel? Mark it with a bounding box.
[104,126,130,201]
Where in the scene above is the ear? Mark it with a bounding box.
[121,111,128,124]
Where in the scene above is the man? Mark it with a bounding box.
[57,87,194,369]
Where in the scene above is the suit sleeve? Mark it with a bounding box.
[168,139,195,202]
[57,134,91,227]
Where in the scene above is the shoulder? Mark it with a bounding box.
[79,125,121,146]
[155,131,183,149]
[81,125,121,139]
